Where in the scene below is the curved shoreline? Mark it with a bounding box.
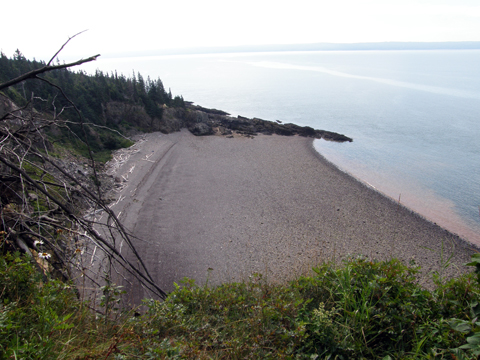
[108,131,477,303]
[312,139,480,248]
[309,140,479,253]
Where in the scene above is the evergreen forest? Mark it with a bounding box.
[0,49,185,156]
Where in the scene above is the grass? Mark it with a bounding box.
[1,250,480,359]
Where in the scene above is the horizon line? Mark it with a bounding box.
[103,41,480,58]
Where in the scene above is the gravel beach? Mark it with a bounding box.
[108,130,477,303]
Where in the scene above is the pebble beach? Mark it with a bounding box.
[107,130,477,303]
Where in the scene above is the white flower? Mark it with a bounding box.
[34,240,44,247]
[39,252,51,259]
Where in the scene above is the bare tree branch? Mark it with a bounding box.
[0,54,100,91]
[0,36,168,301]
[47,30,89,66]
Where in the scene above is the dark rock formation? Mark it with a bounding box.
[189,122,215,136]
[100,98,352,142]
[185,103,230,116]
[103,102,186,134]
[0,94,17,118]
[183,104,353,142]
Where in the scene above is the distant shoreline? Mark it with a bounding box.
[105,41,480,58]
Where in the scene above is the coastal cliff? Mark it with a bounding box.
[71,99,353,145]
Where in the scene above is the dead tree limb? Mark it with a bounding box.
[0,36,168,300]
[0,55,100,92]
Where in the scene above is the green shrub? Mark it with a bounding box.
[295,258,470,358]
[0,252,79,359]
[1,251,478,359]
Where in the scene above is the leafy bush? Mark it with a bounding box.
[0,252,78,358]
[140,275,305,359]
[1,251,479,359]
[132,259,479,359]
[296,258,470,358]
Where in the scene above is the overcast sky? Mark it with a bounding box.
[2,0,480,62]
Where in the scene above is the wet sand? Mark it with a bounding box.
[108,130,477,303]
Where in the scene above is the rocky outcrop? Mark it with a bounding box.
[101,100,352,142]
[183,104,353,142]
[189,122,215,136]
[0,94,18,118]
[160,107,186,133]
[186,104,230,116]
[103,102,186,134]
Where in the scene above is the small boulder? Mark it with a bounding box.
[189,122,214,136]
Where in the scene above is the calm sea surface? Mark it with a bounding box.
[84,50,480,245]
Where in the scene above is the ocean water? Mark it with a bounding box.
[84,50,480,245]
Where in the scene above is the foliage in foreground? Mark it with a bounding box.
[1,251,480,359]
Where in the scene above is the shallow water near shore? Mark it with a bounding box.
[85,49,480,245]
[314,139,480,245]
